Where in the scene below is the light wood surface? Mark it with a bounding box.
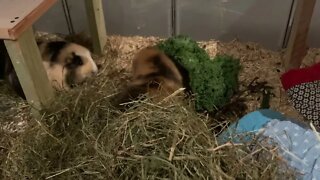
[0,0,57,40]
[284,0,316,70]
[4,27,55,111]
[85,0,107,55]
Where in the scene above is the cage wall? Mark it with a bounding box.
[33,0,320,51]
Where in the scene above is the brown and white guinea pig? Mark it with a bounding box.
[0,40,98,100]
[112,46,191,109]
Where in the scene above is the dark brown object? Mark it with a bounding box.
[111,47,185,109]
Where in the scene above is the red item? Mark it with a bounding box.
[281,62,320,90]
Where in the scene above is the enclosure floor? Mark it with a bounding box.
[106,35,316,120]
[2,34,320,133]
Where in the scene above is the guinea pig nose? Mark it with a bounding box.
[92,70,98,75]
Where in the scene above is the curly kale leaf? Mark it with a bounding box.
[157,35,241,112]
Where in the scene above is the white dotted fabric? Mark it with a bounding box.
[261,119,320,180]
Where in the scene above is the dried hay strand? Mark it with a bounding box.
[0,81,30,135]
[0,50,296,179]
[1,95,295,179]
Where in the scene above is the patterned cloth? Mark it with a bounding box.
[286,81,320,125]
[281,62,320,128]
[218,109,320,180]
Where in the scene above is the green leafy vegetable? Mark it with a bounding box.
[157,35,241,112]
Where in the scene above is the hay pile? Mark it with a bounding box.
[0,33,307,179]
[1,60,295,179]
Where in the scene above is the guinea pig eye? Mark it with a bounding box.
[71,54,83,66]
[65,53,84,69]
[74,58,83,65]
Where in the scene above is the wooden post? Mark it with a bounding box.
[4,27,54,112]
[84,0,107,55]
[283,0,316,70]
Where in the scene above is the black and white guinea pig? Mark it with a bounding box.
[0,40,98,99]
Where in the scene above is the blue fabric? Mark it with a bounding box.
[218,109,285,143]
[218,109,320,180]
[261,119,320,180]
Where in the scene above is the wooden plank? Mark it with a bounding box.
[84,0,107,55]
[0,0,44,29]
[283,0,316,70]
[4,27,54,111]
[0,0,57,40]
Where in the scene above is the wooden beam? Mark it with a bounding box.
[84,0,107,55]
[284,0,316,70]
[4,27,54,112]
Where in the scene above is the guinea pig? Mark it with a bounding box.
[112,46,190,109]
[38,40,98,90]
[0,40,98,99]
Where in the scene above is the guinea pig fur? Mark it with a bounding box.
[38,40,98,91]
[0,40,98,99]
[112,46,189,109]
